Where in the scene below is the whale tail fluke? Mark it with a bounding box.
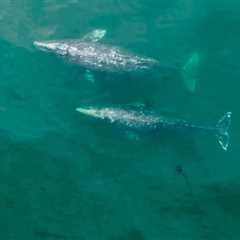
[216,112,232,151]
[182,52,200,93]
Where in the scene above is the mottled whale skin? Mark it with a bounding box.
[33,29,200,92]
[34,29,199,91]
[34,39,159,73]
[76,107,232,151]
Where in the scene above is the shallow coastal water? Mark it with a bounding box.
[0,0,239,239]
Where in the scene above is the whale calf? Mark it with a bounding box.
[76,106,232,151]
[34,29,199,91]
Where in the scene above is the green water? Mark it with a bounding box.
[0,0,239,239]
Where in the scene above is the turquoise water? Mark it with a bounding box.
[0,0,239,239]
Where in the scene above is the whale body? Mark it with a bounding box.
[34,29,200,91]
[76,106,232,151]
[34,29,159,73]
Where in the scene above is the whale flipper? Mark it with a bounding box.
[126,131,140,141]
[84,70,95,83]
[82,29,107,42]
[182,52,200,93]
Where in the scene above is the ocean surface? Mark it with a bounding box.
[0,0,239,239]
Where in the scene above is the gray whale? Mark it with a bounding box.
[76,106,232,151]
[34,29,199,91]
[34,29,158,73]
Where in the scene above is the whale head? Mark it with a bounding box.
[33,40,69,55]
[76,107,106,119]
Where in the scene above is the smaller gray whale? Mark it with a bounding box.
[76,106,232,151]
[34,29,199,91]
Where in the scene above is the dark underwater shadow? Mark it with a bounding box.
[202,182,240,219]
[93,67,182,104]
[63,62,183,106]
[151,128,203,161]
[108,228,145,240]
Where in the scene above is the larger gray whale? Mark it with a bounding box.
[34,29,199,91]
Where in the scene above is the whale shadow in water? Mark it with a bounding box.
[147,126,203,162]
[80,66,182,106]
